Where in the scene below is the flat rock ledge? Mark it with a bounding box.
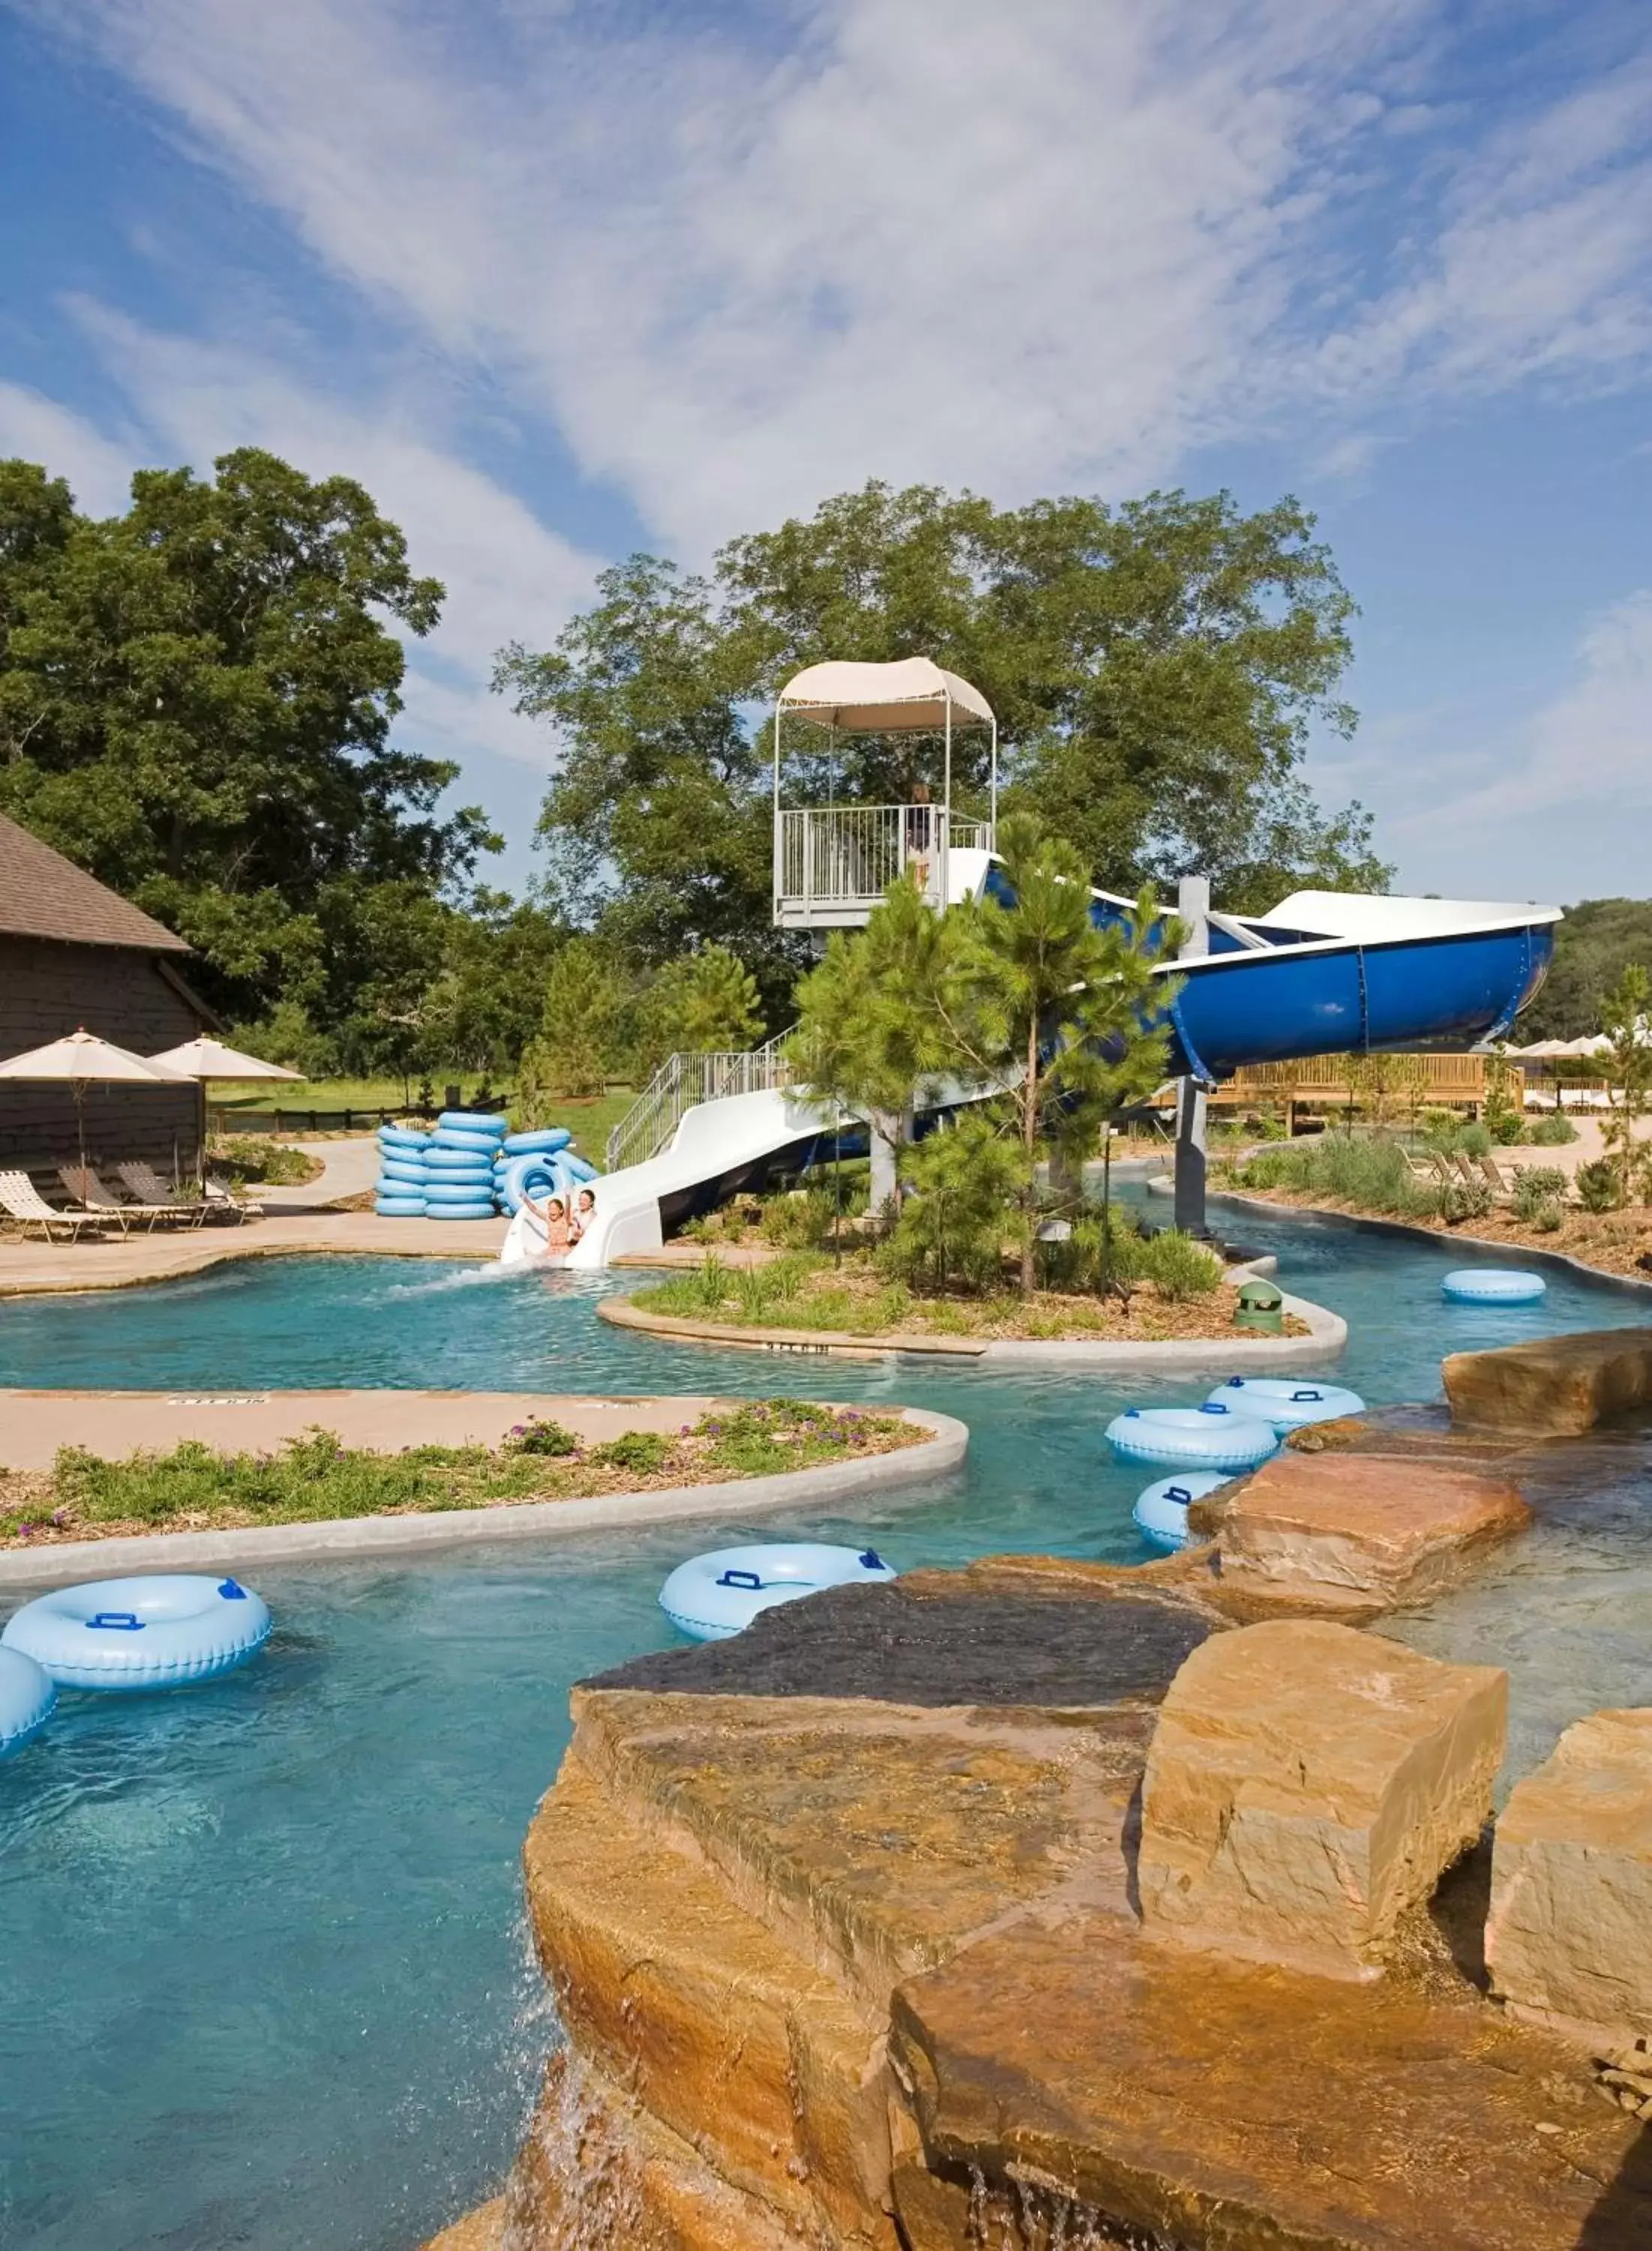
[1445,1327,1652,1438]
[425,1572,1652,2251]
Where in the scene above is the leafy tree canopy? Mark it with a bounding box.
[1519,899,1652,1041]
[0,449,497,1019]
[497,479,1388,990]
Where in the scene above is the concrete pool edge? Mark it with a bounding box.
[596,1280,1347,1368]
[0,1408,968,1588]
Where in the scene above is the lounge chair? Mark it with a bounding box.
[0,1170,104,1241]
[116,1162,209,1229]
[56,1165,180,1236]
[1478,1154,1518,1197]
[203,1173,261,1223]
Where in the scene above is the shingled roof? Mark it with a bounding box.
[0,813,191,952]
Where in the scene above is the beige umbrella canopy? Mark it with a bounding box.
[0,1027,191,1171]
[149,1037,303,1081]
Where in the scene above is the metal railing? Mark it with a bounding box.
[773,804,994,923]
[605,1029,796,1173]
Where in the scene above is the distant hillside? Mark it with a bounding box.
[1520,899,1652,1040]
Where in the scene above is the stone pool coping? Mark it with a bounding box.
[596,1272,1346,1368]
[0,1399,966,1589]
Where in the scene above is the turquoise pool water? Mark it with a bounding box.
[2,1204,1648,2249]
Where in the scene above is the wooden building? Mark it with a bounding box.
[0,813,211,1172]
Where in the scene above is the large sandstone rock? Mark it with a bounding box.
[1445,1326,1652,1437]
[1139,1619,1507,1976]
[890,1913,1651,2249]
[1191,1448,1530,1615]
[1488,1707,1652,2049]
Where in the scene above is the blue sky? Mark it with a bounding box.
[2,0,1649,908]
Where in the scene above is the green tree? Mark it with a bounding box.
[0,448,496,1018]
[945,814,1173,1289]
[1598,963,1652,1204]
[1520,899,1652,1041]
[881,1111,1026,1294]
[497,479,1383,967]
[786,873,972,1213]
[419,894,569,1076]
[516,937,635,1112]
[637,946,764,1078]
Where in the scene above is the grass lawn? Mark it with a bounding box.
[209,1080,640,1164]
[0,1400,921,1546]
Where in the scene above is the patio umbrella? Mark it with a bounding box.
[148,1037,304,1081]
[149,1039,304,1182]
[0,1027,191,1173]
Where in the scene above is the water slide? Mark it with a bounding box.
[564,881,1559,1268]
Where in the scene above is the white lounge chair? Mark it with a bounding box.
[0,1170,104,1241]
[57,1165,179,1236]
[116,1162,209,1228]
[203,1173,262,1223]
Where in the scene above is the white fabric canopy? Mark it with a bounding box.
[776,657,994,731]
[149,1037,303,1081]
[0,1028,191,1084]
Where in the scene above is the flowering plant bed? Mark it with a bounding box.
[0,1399,921,1549]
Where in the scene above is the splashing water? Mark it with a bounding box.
[965,2162,1184,2250]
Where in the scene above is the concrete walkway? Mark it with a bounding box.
[0,1388,721,1471]
[0,1204,509,1296]
[255,1134,382,1208]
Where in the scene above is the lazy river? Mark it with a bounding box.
[3,1201,1651,2250]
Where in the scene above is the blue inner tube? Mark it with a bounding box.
[1206,1377,1366,1433]
[424,1148,499,1174]
[377,1159,428,1186]
[560,1153,599,1184]
[1106,1403,1278,1472]
[1442,1268,1547,1303]
[0,1646,56,1756]
[659,1543,898,1641]
[377,1126,428,1149]
[374,1198,428,1218]
[1133,1471,1233,1553]
[501,1129,572,1156]
[497,1152,578,1216]
[2,1575,273,1693]
[432,1130,503,1156]
[424,1204,497,1221]
[424,1177,499,1201]
[437,1112,507,1137]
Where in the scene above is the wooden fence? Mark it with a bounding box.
[1210,1053,1488,1114]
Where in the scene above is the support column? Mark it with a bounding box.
[1173,875,1211,1240]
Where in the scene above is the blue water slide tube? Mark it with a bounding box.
[1161,921,1553,1081]
[981,866,1556,1081]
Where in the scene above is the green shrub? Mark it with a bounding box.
[509,1417,580,1457]
[1457,1121,1493,1158]
[1576,1158,1623,1213]
[881,1113,1026,1294]
[1531,1198,1565,1233]
[1435,1177,1494,1224]
[1136,1229,1223,1300]
[758,1185,845,1248]
[1512,1166,1569,1222]
[589,1430,674,1474]
[1531,1111,1579,1146]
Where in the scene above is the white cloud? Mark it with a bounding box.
[35,0,1652,555]
[1425,589,1652,830]
[0,380,144,515]
[55,302,601,777]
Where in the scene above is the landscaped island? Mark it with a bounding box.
[621,1243,1305,1342]
[0,1398,921,1550]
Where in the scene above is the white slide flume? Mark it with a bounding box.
[563,1085,840,1269]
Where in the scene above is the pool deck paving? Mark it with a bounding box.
[0,1203,509,1295]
